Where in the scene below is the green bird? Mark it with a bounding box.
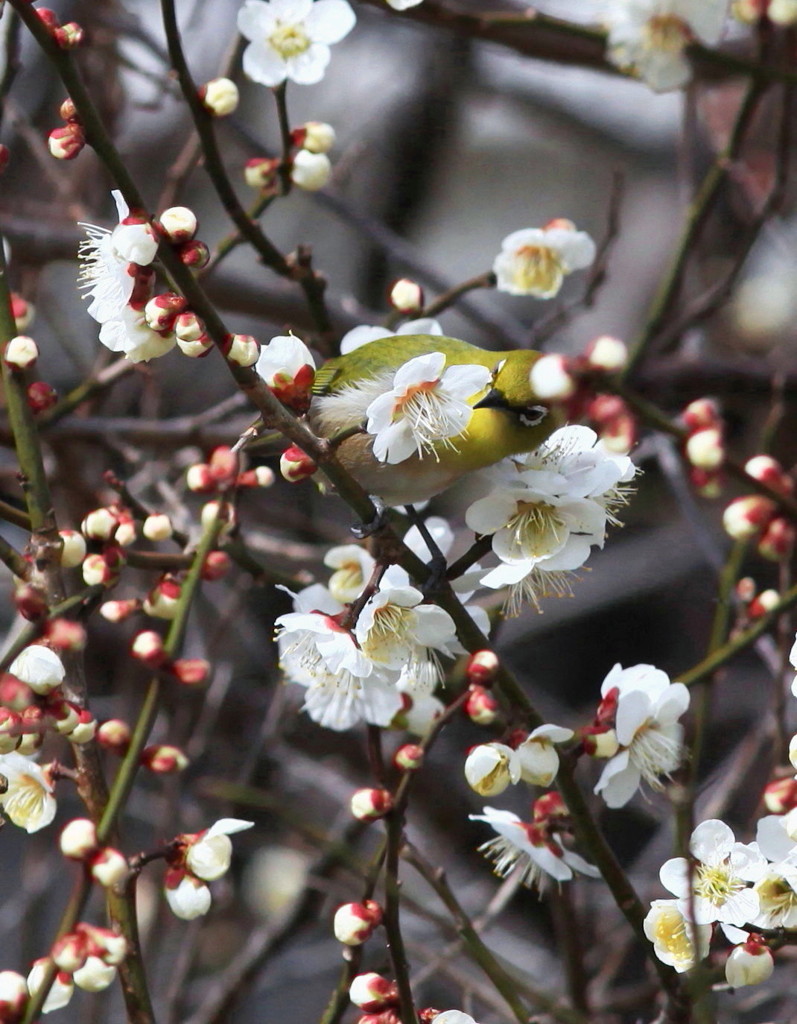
[309,334,559,507]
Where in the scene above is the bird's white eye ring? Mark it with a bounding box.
[518,406,547,428]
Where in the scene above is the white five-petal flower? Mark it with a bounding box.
[493,221,595,298]
[470,806,599,890]
[238,0,356,87]
[643,899,711,973]
[365,351,491,464]
[605,0,730,93]
[78,191,158,324]
[593,663,689,807]
[659,819,767,927]
[0,752,57,833]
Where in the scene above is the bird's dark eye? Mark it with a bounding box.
[518,405,548,428]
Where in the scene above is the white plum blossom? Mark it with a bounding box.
[354,584,458,671]
[340,317,443,354]
[238,0,356,87]
[431,1014,479,1024]
[643,899,711,972]
[27,960,73,1015]
[605,0,730,93]
[78,191,158,323]
[593,663,689,807]
[165,874,212,920]
[470,806,599,890]
[185,819,254,881]
[276,594,403,731]
[255,334,316,388]
[467,426,635,613]
[659,819,767,927]
[99,305,176,363]
[365,351,491,464]
[493,221,596,298]
[9,645,65,695]
[72,957,117,993]
[0,752,57,832]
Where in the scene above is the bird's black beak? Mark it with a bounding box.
[473,388,506,411]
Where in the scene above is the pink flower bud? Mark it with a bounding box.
[140,744,189,774]
[35,8,60,31]
[78,924,127,965]
[682,398,720,432]
[72,957,116,992]
[464,684,499,725]
[142,513,173,541]
[745,454,793,494]
[59,529,87,568]
[584,334,628,372]
[225,333,260,367]
[97,719,131,755]
[48,123,85,160]
[99,599,140,623]
[144,293,187,332]
[333,900,383,945]
[244,156,280,189]
[208,446,238,486]
[27,380,58,412]
[202,550,231,580]
[579,724,620,758]
[14,584,48,621]
[0,970,28,1018]
[349,972,399,1012]
[47,697,80,735]
[67,708,98,744]
[389,278,424,314]
[186,463,214,492]
[198,78,239,117]
[44,618,86,652]
[201,500,235,532]
[725,936,774,987]
[177,239,210,268]
[4,335,38,369]
[143,577,182,620]
[60,818,99,860]
[130,630,167,666]
[54,21,84,48]
[171,658,210,686]
[393,743,424,771]
[11,293,33,330]
[89,848,130,887]
[350,788,393,822]
[466,649,499,686]
[158,207,197,243]
[51,932,88,973]
[81,553,115,587]
[173,314,205,347]
[298,121,336,154]
[533,790,567,822]
[81,507,118,541]
[722,495,776,540]
[176,334,213,359]
[764,776,797,813]
[758,517,795,561]
[685,427,725,470]
[58,97,79,122]
[0,676,31,711]
[690,467,723,499]
[280,445,317,483]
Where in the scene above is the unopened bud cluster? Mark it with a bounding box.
[529,337,635,452]
[722,455,794,560]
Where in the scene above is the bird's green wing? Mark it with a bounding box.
[312,334,496,396]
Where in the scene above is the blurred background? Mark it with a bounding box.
[1,1,796,1021]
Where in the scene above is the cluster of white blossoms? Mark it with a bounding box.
[78,191,168,363]
[642,631,797,985]
[605,0,730,92]
[275,520,484,731]
[466,426,636,613]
